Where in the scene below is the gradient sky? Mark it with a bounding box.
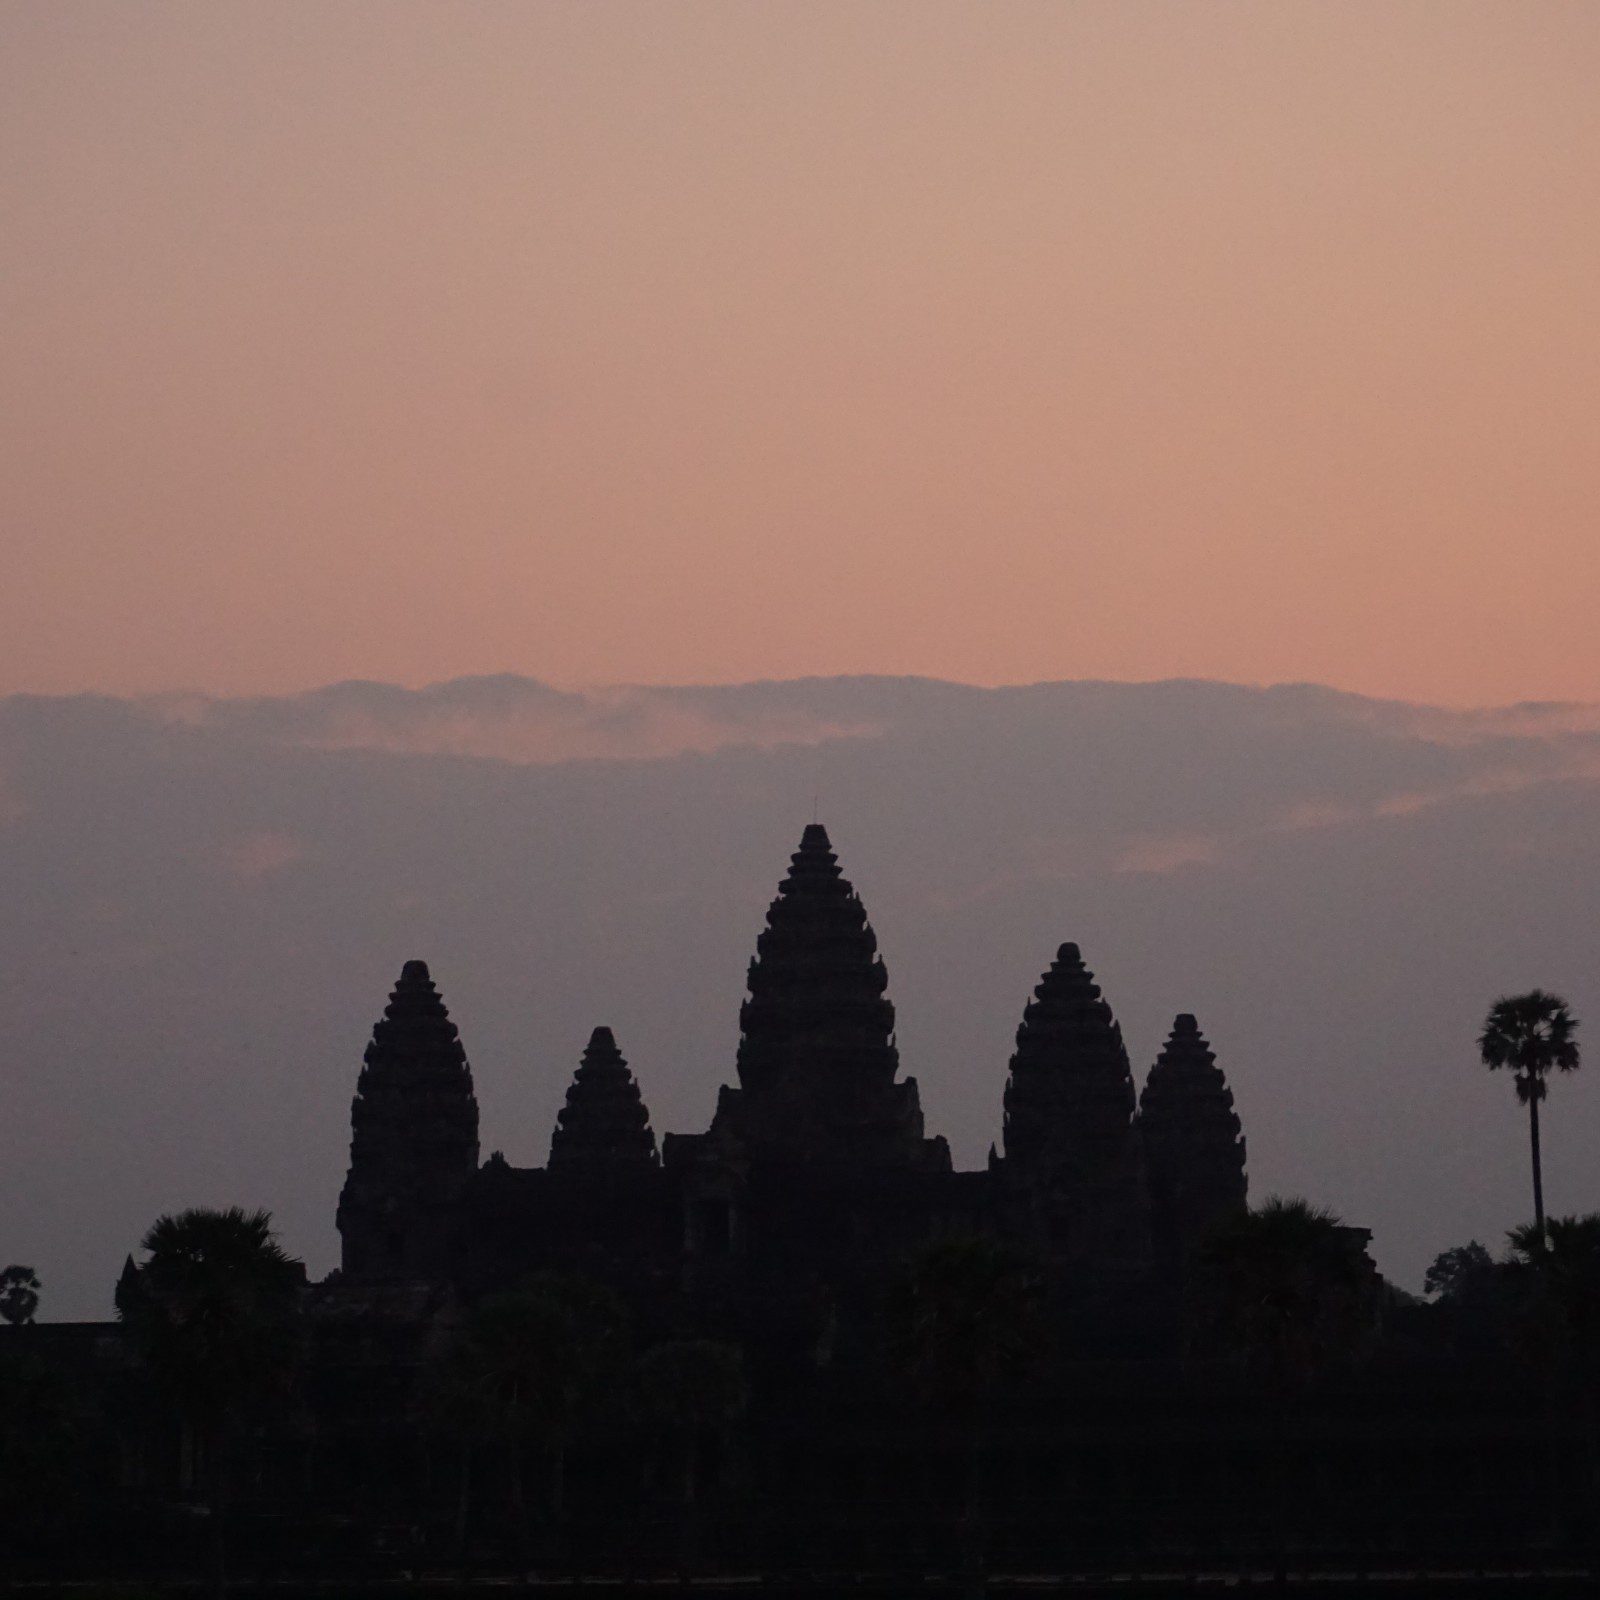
[5,2,1599,703]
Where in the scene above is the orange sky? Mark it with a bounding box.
[4,2,1599,704]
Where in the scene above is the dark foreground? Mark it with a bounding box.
[8,1576,1600,1599]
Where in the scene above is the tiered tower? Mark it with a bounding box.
[721,823,947,1172]
[1001,943,1150,1271]
[548,1027,660,1176]
[1137,1013,1247,1265]
[336,960,480,1281]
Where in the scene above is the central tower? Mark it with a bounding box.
[725,823,947,1172]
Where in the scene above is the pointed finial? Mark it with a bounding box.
[114,1253,143,1318]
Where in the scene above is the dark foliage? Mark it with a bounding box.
[1190,1196,1378,1381]
[1424,1240,1497,1304]
[0,1264,41,1326]
[890,1232,1048,1417]
[119,1207,303,1418]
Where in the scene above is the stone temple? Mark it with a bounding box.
[334,823,1248,1330]
[18,823,1566,1581]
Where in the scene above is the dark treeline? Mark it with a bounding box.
[4,1194,1600,1589]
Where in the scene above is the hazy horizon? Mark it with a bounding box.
[29,665,1600,718]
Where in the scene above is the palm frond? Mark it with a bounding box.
[1478,990,1580,1092]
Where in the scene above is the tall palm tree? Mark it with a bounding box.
[450,1274,626,1576]
[635,1339,747,1580]
[891,1233,1047,1597]
[1479,991,1580,1245]
[118,1207,303,1596]
[1190,1197,1378,1585]
[1192,1197,1376,1383]
[1505,1215,1600,1535]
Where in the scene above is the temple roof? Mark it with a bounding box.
[1138,1013,1245,1147]
[1002,942,1136,1164]
[549,1026,660,1175]
[723,824,941,1170]
[360,960,472,1087]
[1136,1012,1248,1247]
[347,959,479,1171]
[736,822,897,1093]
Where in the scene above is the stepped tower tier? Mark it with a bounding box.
[336,960,480,1282]
[722,823,948,1172]
[548,1027,660,1176]
[1137,1013,1247,1264]
[1001,943,1149,1271]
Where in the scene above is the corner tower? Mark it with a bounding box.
[548,1026,660,1176]
[725,823,947,1172]
[336,960,480,1281]
[1137,1013,1247,1265]
[1001,943,1150,1271]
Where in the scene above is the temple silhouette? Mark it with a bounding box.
[332,823,1247,1322]
[21,823,1591,1588]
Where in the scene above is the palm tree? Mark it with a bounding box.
[449,1275,626,1576]
[0,1344,86,1544]
[635,1339,747,1579]
[0,1265,41,1326]
[423,1312,502,1579]
[891,1233,1047,1596]
[1193,1196,1376,1378]
[1505,1215,1600,1535]
[1190,1197,1378,1584]
[118,1207,303,1596]
[1479,991,1580,1245]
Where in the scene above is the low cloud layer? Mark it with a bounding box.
[151,676,891,764]
[3,674,1598,1318]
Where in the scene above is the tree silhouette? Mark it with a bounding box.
[118,1207,303,1596]
[0,1352,86,1545]
[0,1265,41,1326]
[1193,1196,1377,1374]
[1191,1197,1377,1583]
[635,1339,747,1579]
[1479,991,1580,1246]
[1505,1214,1600,1349]
[1423,1241,1496,1304]
[448,1275,626,1576]
[423,1312,503,1576]
[1505,1215,1600,1533]
[891,1233,1047,1595]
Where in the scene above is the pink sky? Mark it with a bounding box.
[4,2,1599,703]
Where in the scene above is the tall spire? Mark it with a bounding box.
[1003,943,1136,1166]
[336,960,480,1281]
[549,1026,660,1176]
[727,824,945,1170]
[737,824,896,1092]
[1137,1013,1247,1263]
[1001,943,1149,1269]
[114,1254,142,1320]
